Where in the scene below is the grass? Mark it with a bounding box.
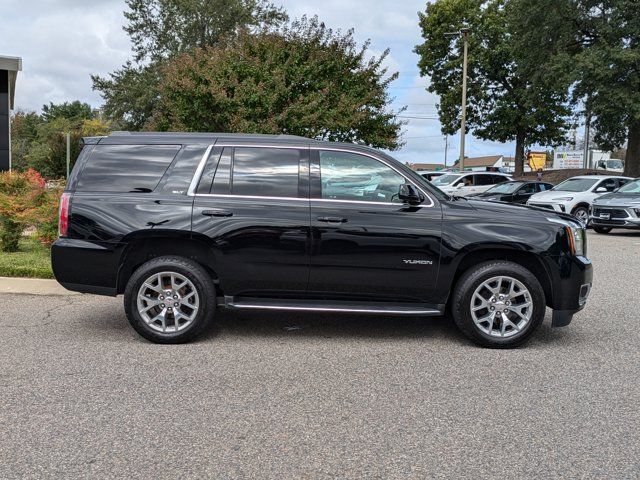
[0,236,53,279]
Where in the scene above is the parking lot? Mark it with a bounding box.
[1,231,639,479]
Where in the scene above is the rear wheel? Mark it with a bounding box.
[572,206,589,226]
[593,226,612,234]
[124,256,216,343]
[451,261,546,348]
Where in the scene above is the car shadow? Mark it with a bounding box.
[197,309,471,344]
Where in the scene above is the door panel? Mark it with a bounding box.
[191,146,311,296]
[308,149,443,303]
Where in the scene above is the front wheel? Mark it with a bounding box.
[572,206,590,226]
[124,256,216,343]
[593,226,612,234]
[451,261,546,348]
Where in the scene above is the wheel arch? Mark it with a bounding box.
[447,248,553,309]
[116,234,220,295]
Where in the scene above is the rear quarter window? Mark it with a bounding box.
[76,144,181,193]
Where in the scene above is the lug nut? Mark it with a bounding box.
[490,306,495,311]
[504,309,509,314]
[174,302,179,307]
[173,295,178,299]
[159,296,164,300]
[161,304,166,308]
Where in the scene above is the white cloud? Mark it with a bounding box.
[1,0,518,158]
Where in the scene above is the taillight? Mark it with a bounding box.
[59,192,71,237]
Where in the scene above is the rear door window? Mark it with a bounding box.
[77,144,180,193]
[231,147,301,198]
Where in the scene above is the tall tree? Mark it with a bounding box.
[92,0,287,129]
[41,101,93,123]
[569,0,640,177]
[153,17,405,149]
[415,0,573,175]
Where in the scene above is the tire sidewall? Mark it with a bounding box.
[453,262,545,348]
[124,257,215,343]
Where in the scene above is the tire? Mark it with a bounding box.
[451,261,546,349]
[124,256,216,344]
[571,206,589,226]
[593,226,612,234]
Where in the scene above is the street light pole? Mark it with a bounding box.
[445,27,470,172]
[459,28,469,172]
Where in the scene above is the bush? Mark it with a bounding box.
[34,185,64,246]
[0,169,47,252]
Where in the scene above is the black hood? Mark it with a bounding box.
[460,198,582,227]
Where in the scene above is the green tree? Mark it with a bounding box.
[569,0,640,177]
[153,17,404,149]
[92,0,287,129]
[10,111,42,171]
[41,101,93,122]
[415,0,573,175]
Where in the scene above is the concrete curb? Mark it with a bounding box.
[0,276,79,295]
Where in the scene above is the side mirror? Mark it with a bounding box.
[595,187,607,193]
[399,184,422,205]
[455,183,463,189]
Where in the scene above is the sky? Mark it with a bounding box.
[0,0,521,164]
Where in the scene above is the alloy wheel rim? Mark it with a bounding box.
[574,209,589,225]
[470,276,533,338]
[137,271,199,334]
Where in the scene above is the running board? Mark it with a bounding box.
[224,296,443,316]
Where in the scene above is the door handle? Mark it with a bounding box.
[317,216,348,223]
[202,209,233,217]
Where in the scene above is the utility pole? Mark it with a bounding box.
[445,27,470,172]
[583,112,591,169]
[444,134,449,167]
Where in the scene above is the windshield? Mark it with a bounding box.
[485,182,521,194]
[432,174,462,186]
[618,179,640,193]
[553,178,599,192]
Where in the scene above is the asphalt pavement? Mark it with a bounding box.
[1,231,639,479]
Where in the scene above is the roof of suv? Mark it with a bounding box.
[84,131,357,148]
[567,175,631,180]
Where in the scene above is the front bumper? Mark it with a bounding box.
[590,205,640,228]
[546,254,593,328]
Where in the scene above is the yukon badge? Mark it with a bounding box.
[403,259,433,265]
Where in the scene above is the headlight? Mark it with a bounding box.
[553,197,574,201]
[565,226,585,256]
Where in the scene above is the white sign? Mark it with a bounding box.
[554,151,583,169]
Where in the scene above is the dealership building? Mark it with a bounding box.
[0,55,22,171]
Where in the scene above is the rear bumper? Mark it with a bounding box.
[546,254,593,328]
[51,238,121,296]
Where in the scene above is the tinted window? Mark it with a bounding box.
[553,178,598,192]
[474,175,494,186]
[518,183,536,194]
[492,175,508,184]
[158,145,208,195]
[319,151,406,203]
[597,178,617,192]
[212,148,232,195]
[196,147,223,194]
[432,174,461,186]
[231,148,300,198]
[537,183,552,192]
[77,144,180,193]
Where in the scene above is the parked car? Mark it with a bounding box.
[417,170,447,182]
[431,171,513,196]
[590,177,640,234]
[526,175,632,224]
[52,132,592,348]
[470,180,554,204]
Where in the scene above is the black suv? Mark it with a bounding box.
[52,132,593,348]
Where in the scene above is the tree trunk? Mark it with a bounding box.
[514,131,526,177]
[624,120,640,178]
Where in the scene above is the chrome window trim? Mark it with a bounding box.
[311,146,435,208]
[187,144,214,196]
[191,193,434,208]
[187,143,437,208]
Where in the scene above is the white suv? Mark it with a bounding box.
[526,175,632,224]
[431,172,513,196]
